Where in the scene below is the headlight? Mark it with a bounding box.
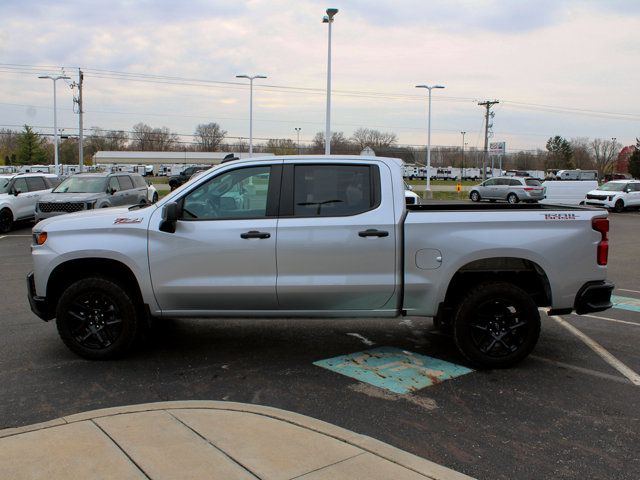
[608,195,615,201]
[86,201,96,209]
[33,231,47,246]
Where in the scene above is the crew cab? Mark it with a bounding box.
[27,156,613,367]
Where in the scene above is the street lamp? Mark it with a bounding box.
[236,74,267,156]
[39,74,70,175]
[323,8,338,155]
[294,127,302,154]
[461,131,466,180]
[415,84,445,197]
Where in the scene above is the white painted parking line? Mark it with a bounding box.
[551,316,640,386]
[531,355,631,385]
[618,288,640,295]
[573,313,640,327]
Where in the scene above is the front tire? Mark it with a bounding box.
[152,192,159,203]
[470,191,481,202]
[56,277,140,360]
[452,282,540,368]
[0,208,13,233]
[613,199,624,213]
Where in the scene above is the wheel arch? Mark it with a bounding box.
[46,258,145,319]
[438,256,552,317]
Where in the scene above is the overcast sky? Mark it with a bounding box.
[1,0,639,152]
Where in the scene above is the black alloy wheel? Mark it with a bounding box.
[613,199,624,213]
[453,282,540,368]
[56,277,139,359]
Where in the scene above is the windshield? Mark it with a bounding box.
[598,182,627,192]
[53,176,107,193]
[0,177,11,194]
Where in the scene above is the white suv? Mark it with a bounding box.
[584,180,640,212]
[0,173,60,232]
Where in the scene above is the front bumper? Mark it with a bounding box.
[574,281,614,315]
[27,272,53,321]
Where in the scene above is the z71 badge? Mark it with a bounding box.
[114,217,143,224]
[544,213,577,220]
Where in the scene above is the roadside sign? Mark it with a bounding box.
[489,141,505,156]
[456,183,462,192]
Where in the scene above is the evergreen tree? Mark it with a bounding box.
[16,125,48,165]
[628,148,640,179]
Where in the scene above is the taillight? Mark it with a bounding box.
[524,187,533,191]
[592,217,609,265]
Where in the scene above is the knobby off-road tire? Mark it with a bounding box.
[452,282,540,368]
[56,277,139,360]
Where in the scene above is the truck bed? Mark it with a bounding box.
[406,203,597,212]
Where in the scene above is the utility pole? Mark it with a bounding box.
[478,100,499,180]
[77,69,84,172]
[460,131,466,180]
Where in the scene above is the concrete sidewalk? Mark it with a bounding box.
[0,401,473,480]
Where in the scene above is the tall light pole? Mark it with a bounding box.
[461,131,466,180]
[39,74,70,175]
[323,8,338,155]
[294,127,302,154]
[415,84,445,197]
[236,74,267,156]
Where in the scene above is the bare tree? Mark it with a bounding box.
[311,131,355,154]
[194,122,227,151]
[570,137,595,169]
[591,138,619,177]
[351,128,397,150]
[262,138,297,155]
[130,123,179,151]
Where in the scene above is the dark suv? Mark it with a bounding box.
[36,172,148,221]
[168,165,211,191]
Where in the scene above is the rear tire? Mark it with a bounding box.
[152,192,159,203]
[452,282,540,368]
[56,277,140,360]
[470,191,481,202]
[0,208,13,233]
[507,193,519,204]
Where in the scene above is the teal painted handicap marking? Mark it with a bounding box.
[611,295,640,313]
[313,346,473,394]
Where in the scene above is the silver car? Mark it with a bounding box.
[469,176,544,204]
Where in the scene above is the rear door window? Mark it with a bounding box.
[26,176,47,191]
[117,176,134,191]
[509,179,522,186]
[292,165,378,217]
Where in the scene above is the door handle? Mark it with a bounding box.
[358,229,389,238]
[240,230,271,239]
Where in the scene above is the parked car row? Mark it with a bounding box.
[0,171,159,232]
[469,175,640,212]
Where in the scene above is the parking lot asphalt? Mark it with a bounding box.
[1,211,639,480]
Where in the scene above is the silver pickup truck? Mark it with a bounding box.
[27,156,613,367]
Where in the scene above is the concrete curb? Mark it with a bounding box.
[0,400,473,480]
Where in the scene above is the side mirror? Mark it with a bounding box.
[13,189,21,197]
[159,202,179,233]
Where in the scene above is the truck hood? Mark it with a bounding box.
[38,192,105,203]
[35,205,157,232]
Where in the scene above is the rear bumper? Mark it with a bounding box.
[574,281,614,315]
[27,272,53,321]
